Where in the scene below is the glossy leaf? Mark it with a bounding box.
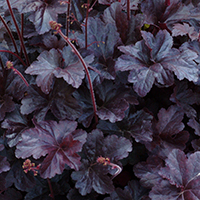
[16,119,87,178]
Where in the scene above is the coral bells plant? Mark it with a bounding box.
[1,0,200,199]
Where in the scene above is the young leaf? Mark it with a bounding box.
[15,119,87,178]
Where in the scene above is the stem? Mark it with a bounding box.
[127,0,130,21]
[47,178,55,199]
[0,50,27,67]
[0,15,19,55]
[0,56,4,72]
[85,0,90,49]
[59,30,98,124]
[66,0,71,36]
[20,13,24,57]
[6,61,29,87]
[109,163,122,179]
[89,0,98,11]
[6,0,30,66]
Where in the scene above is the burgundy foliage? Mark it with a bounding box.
[0,0,200,199]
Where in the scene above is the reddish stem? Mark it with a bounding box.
[85,0,90,49]
[66,0,71,37]
[127,0,130,21]
[89,0,98,12]
[0,15,19,55]
[20,13,24,57]
[6,0,30,66]
[0,50,27,67]
[49,21,98,125]
[6,61,29,87]
[0,56,4,72]
[58,29,98,124]
[47,178,55,199]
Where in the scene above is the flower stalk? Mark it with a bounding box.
[6,0,30,66]
[97,156,122,179]
[49,21,98,125]
[6,61,29,87]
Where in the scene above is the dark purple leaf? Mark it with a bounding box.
[150,149,200,199]
[83,129,132,162]
[71,159,115,195]
[181,40,200,64]
[72,129,132,195]
[149,179,182,200]
[72,17,121,82]
[98,0,140,11]
[96,80,129,123]
[103,2,128,43]
[1,105,28,147]
[73,84,94,128]
[0,155,10,173]
[20,85,49,120]
[42,32,66,50]
[25,47,93,93]
[133,155,164,188]
[0,175,6,191]
[164,44,198,82]
[170,80,200,118]
[0,94,15,121]
[145,105,189,159]
[125,109,153,143]
[191,139,200,151]
[2,0,68,34]
[49,80,82,120]
[20,81,82,121]
[179,41,200,85]
[25,48,61,94]
[105,180,149,200]
[67,188,98,200]
[5,66,28,100]
[126,13,145,45]
[74,17,121,59]
[97,109,153,144]
[16,119,87,178]
[24,175,53,200]
[141,0,200,30]
[5,160,35,191]
[115,30,175,97]
[156,105,184,135]
[172,23,199,40]
[56,46,93,88]
[0,188,22,200]
[187,118,200,136]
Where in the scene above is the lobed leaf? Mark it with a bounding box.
[16,119,87,178]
